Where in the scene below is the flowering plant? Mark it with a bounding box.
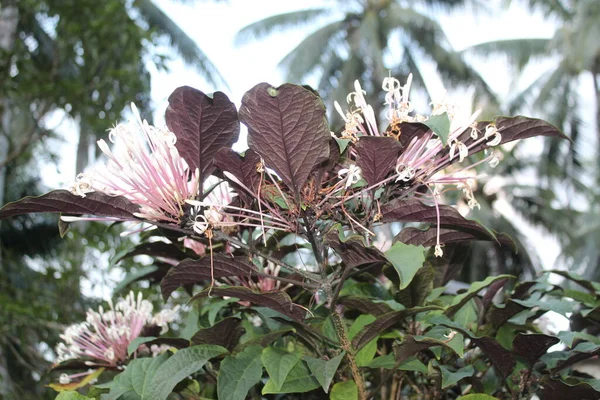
[3,76,598,400]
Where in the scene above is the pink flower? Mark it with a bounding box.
[68,103,200,225]
[55,291,178,369]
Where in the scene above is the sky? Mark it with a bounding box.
[39,0,576,297]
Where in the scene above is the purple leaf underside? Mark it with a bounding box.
[214,148,261,204]
[166,86,240,184]
[192,286,306,322]
[161,255,256,300]
[240,82,330,197]
[0,190,139,221]
[355,136,402,187]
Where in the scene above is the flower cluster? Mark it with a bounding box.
[55,291,179,381]
[334,75,504,256]
[69,104,199,225]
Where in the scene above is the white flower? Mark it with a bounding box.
[449,139,469,163]
[395,164,415,182]
[434,244,444,257]
[338,164,362,189]
[69,173,94,197]
[484,124,502,146]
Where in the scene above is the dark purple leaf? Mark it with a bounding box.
[482,277,511,311]
[352,306,441,350]
[355,136,402,187]
[472,337,516,378]
[457,116,569,157]
[430,243,471,287]
[393,336,453,365]
[396,122,431,150]
[213,148,261,205]
[166,87,240,184]
[239,83,330,198]
[552,347,600,375]
[338,297,394,317]
[325,227,386,269]
[487,301,527,329]
[382,198,515,249]
[191,317,245,351]
[192,286,306,322]
[512,333,559,367]
[396,226,515,248]
[0,190,139,221]
[396,263,434,308]
[161,256,256,300]
[540,377,600,400]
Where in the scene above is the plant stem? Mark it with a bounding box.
[300,210,367,400]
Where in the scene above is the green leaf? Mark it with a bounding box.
[439,365,475,389]
[348,315,377,340]
[55,392,92,400]
[330,380,358,400]
[356,338,378,367]
[366,355,428,373]
[261,347,302,391]
[262,360,320,394]
[446,275,514,317]
[384,242,426,290]
[304,352,345,393]
[127,336,157,356]
[557,331,600,348]
[217,345,264,400]
[423,112,451,146]
[148,345,228,400]
[335,137,351,153]
[104,344,227,400]
[457,395,499,400]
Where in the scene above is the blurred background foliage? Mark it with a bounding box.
[0,0,599,398]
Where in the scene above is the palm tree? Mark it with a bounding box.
[235,0,499,122]
[463,0,600,276]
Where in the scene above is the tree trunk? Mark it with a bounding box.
[75,120,94,174]
[0,4,19,397]
[593,68,600,181]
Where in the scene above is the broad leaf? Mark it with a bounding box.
[365,355,428,373]
[191,286,306,322]
[397,226,515,248]
[473,336,516,378]
[217,345,263,400]
[384,242,426,290]
[439,365,475,389]
[166,86,239,184]
[382,199,515,249]
[161,256,256,300]
[352,306,441,350]
[325,225,386,269]
[191,317,245,351]
[127,336,157,356]
[512,333,559,367]
[355,136,402,186]
[445,275,515,318]
[330,381,358,400]
[261,347,302,392]
[457,116,569,157]
[423,112,451,145]
[338,297,394,317]
[540,376,600,400]
[103,345,227,400]
[304,352,345,393]
[430,243,471,287]
[240,82,330,198]
[214,148,261,204]
[0,190,139,221]
[262,360,320,394]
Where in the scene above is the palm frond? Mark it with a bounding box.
[135,0,226,87]
[235,8,332,46]
[462,38,552,71]
[278,20,345,83]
